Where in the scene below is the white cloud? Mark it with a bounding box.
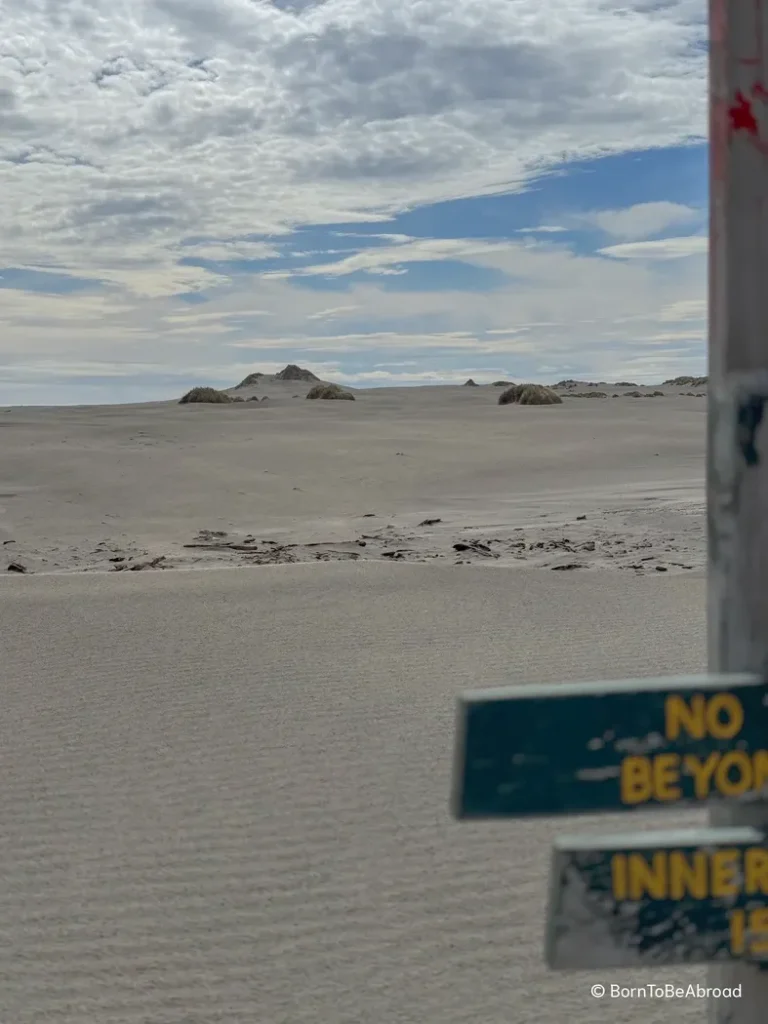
[1,0,705,294]
[583,201,700,240]
[179,241,283,262]
[658,298,707,322]
[0,0,708,400]
[598,235,708,260]
[281,237,525,277]
[306,305,361,320]
[517,225,567,234]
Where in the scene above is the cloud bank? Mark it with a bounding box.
[0,0,708,403]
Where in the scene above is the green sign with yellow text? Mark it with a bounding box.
[452,673,768,819]
[546,827,768,969]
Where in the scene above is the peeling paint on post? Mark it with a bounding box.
[452,674,768,819]
[709,373,768,680]
[708,0,768,1016]
[546,828,768,972]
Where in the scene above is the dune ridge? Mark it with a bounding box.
[0,367,705,577]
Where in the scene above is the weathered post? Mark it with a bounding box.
[708,0,768,1019]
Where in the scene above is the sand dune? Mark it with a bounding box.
[0,380,705,576]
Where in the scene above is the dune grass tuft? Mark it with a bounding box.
[306,383,355,401]
[179,387,233,404]
[498,383,562,406]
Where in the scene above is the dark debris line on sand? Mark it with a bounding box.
[2,507,703,576]
[159,512,702,575]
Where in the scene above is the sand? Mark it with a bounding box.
[0,379,711,1022]
[0,379,704,575]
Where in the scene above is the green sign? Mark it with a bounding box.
[546,827,768,969]
[452,673,768,818]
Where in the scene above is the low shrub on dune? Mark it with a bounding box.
[498,383,562,406]
[664,375,708,387]
[179,387,233,404]
[306,383,355,401]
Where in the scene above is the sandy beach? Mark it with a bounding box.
[0,378,711,1022]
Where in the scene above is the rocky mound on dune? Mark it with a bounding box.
[234,372,264,389]
[306,383,355,401]
[664,375,708,387]
[275,364,320,382]
[463,378,479,386]
[179,387,233,404]
[498,383,562,406]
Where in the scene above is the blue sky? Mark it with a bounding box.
[0,0,708,405]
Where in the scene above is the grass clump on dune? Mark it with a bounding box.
[664,375,708,387]
[306,383,355,401]
[179,387,233,404]
[498,383,562,406]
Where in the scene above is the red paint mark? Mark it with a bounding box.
[753,80,768,100]
[729,91,759,135]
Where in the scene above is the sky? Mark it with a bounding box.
[0,0,708,405]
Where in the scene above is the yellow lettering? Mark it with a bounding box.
[628,852,668,899]
[620,756,652,805]
[730,909,746,955]
[749,908,768,955]
[715,750,753,796]
[611,854,628,900]
[718,751,753,795]
[653,754,681,801]
[683,752,720,799]
[711,849,740,897]
[744,848,768,895]
[665,693,705,740]
[753,750,768,792]
[668,850,707,899]
[664,692,744,741]
[707,693,744,739]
